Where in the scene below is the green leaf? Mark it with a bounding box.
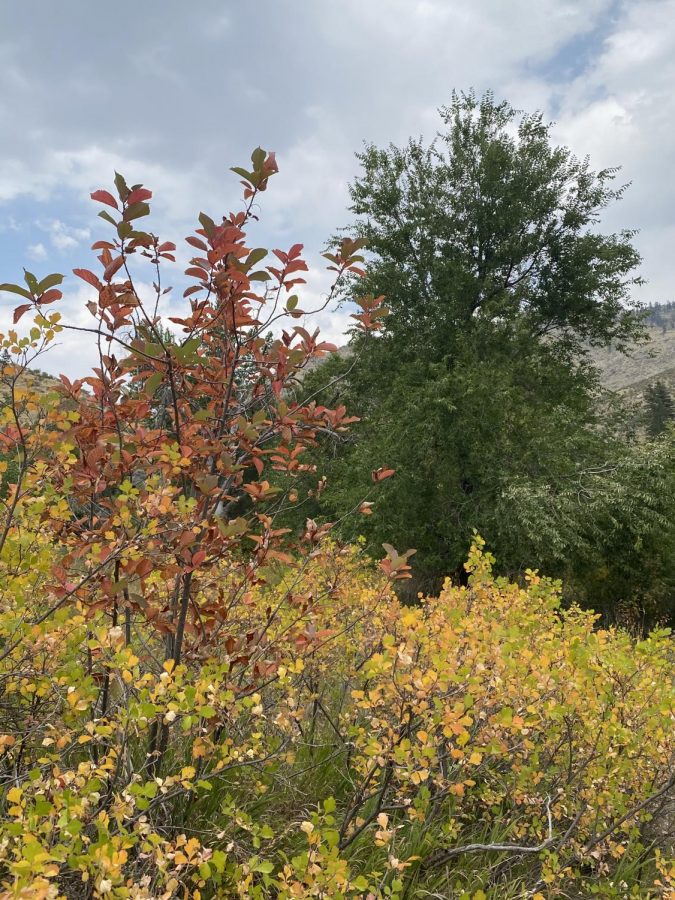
[23,270,38,293]
[144,372,163,398]
[230,167,253,183]
[123,202,150,222]
[65,819,83,836]
[0,283,33,300]
[217,517,248,538]
[36,273,64,294]
[198,212,215,236]
[98,209,118,227]
[211,850,227,873]
[254,860,274,874]
[250,147,266,170]
[175,337,201,363]
[245,248,268,270]
[199,862,212,880]
[114,171,130,201]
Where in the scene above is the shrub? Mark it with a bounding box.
[0,536,673,897]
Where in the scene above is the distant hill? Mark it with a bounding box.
[644,300,675,333]
[590,324,675,400]
[0,365,62,403]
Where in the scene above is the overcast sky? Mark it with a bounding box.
[1,0,674,377]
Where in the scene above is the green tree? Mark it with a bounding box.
[644,379,674,438]
[291,93,674,621]
[349,90,643,356]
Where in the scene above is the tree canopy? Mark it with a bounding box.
[291,93,674,622]
[349,91,644,357]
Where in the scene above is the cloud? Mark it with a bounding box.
[26,242,47,261]
[37,219,91,251]
[1,0,674,376]
[548,0,675,301]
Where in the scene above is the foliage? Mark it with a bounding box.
[349,90,644,356]
[0,529,673,897]
[644,382,674,439]
[0,146,382,674]
[287,92,675,622]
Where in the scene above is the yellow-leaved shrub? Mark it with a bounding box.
[0,537,673,898]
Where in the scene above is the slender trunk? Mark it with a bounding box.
[173,571,193,666]
[147,571,193,777]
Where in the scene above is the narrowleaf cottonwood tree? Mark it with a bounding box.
[293,93,675,617]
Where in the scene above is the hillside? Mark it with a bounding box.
[590,324,675,399]
[0,366,62,402]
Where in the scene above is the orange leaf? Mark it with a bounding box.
[372,467,395,483]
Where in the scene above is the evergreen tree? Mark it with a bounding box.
[644,380,674,438]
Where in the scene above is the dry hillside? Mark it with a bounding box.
[590,325,675,399]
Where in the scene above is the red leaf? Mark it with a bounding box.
[185,267,209,280]
[73,268,101,289]
[192,549,207,567]
[126,187,152,205]
[13,303,32,323]
[91,240,115,250]
[103,256,125,281]
[186,236,207,251]
[90,190,119,209]
[37,289,62,305]
[372,467,395,483]
[135,558,153,579]
[157,241,176,253]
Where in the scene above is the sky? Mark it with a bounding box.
[1,0,674,377]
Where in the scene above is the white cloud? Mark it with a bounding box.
[38,219,91,251]
[26,242,47,261]
[1,0,675,376]
[548,0,675,302]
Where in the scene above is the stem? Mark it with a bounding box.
[173,571,193,666]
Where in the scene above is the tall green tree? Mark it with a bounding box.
[349,90,644,356]
[644,380,674,438]
[292,93,675,620]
